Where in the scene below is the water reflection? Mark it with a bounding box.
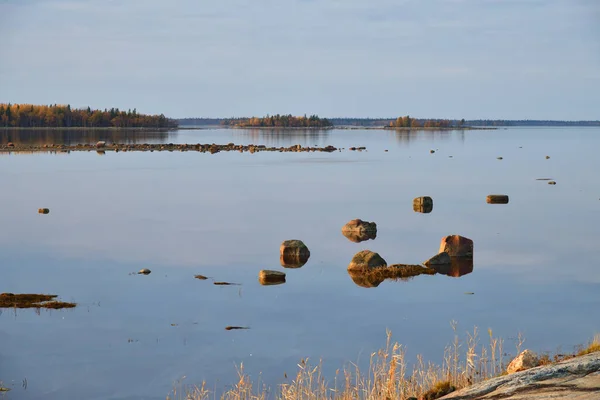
[342,230,377,243]
[280,254,309,269]
[348,264,437,288]
[232,128,330,147]
[430,257,474,278]
[393,129,465,145]
[0,129,171,146]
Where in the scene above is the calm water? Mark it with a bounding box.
[1,127,599,399]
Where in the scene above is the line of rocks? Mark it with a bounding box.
[0,142,348,154]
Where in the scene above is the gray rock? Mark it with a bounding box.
[439,352,600,400]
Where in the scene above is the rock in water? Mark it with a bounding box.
[347,250,387,272]
[341,219,377,243]
[486,194,509,204]
[259,270,286,285]
[431,257,474,278]
[439,235,473,258]
[507,350,539,374]
[38,208,50,214]
[280,240,310,268]
[96,141,106,148]
[413,196,433,213]
[424,252,451,266]
[548,181,557,185]
[138,269,151,275]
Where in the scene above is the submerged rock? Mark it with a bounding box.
[486,194,509,204]
[259,270,286,285]
[424,251,451,266]
[347,250,387,272]
[439,235,473,258]
[413,196,433,213]
[341,219,377,243]
[507,350,539,374]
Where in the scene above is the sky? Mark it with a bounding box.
[0,0,599,120]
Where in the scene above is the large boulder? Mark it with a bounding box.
[439,235,473,258]
[280,240,310,268]
[342,219,377,243]
[424,252,451,266]
[413,196,433,213]
[507,350,539,374]
[347,250,387,272]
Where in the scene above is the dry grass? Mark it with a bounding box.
[577,334,600,356]
[168,322,508,400]
[0,293,76,309]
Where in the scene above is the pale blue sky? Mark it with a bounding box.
[0,0,598,119]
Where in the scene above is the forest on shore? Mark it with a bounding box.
[0,104,178,128]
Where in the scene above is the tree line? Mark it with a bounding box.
[0,103,178,128]
[389,116,465,128]
[221,114,333,128]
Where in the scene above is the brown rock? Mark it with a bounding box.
[280,254,309,269]
[424,252,451,266]
[507,350,539,374]
[413,196,433,213]
[486,194,509,204]
[548,181,557,185]
[348,270,384,288]
[38,208,50,214]
[439,235,473,258]
[259,270,286,285]
[96,141,106,148]
[7,142,14,147]
[341,219,377,242]
[347,250,387,272]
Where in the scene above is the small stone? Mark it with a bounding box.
[430,149,435,153]
[7,142,14,147]
[347,250,387,272]
[38,208,50,214]
[96,141,106,148]
[497,156,503,160]
[424,252,451,266]
[548,181,557,185]
[413,196,433,213]
[486,194,509,204]
[138,269,151,275]
[545,155,550,159]
[507,350,539,374]
[259,270,286,285]
[439,235,473,258]
[280,240,310,259]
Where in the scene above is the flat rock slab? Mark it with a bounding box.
[440,352,600,400]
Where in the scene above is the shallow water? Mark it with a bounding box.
[1,127,599,399]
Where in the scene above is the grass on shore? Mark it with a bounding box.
[168,322,507,400]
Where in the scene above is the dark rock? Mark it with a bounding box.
[413,196,433,213]
[486,194,509,204]
[430,257,474,277]
[424,252,451,266]
[138,269,151,275]
[38,208,50,214]
[548,181,557,185]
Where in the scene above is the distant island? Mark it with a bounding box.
[0,103,178,129]
[220,114,333,129]
[179,117,600,128]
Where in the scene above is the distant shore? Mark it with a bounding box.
[0,126,178,131]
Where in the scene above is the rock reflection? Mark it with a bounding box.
[430,257,474,278]
[348,264,437,288]
[341,219,377,243]
[0,128,172,146]
[280,254,309,269]
[342,230,377,243]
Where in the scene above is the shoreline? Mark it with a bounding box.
[0,142,347,154]
[0,126,178,131]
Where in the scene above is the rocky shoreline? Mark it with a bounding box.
[0,142,344,154]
